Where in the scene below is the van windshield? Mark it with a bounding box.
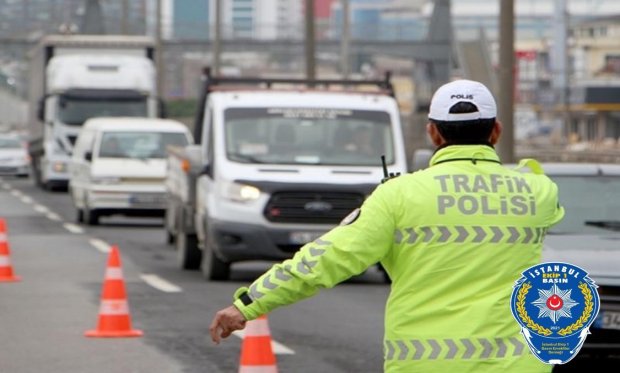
[0,137,23,149]
[98,131,188,159]
[224,108,394,166]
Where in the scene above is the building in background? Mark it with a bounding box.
[172,0,209,39]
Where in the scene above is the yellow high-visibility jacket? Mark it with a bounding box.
[233,145,565,372]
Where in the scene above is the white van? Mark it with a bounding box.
[70,117,193,225]
[195,90,408,279]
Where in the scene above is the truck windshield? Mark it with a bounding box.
[98,131,188,159]
[58,96,148,126]
[224,108,394,166]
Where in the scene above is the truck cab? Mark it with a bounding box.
[28,35,159,190]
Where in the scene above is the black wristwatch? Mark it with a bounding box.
[234,287,253,306]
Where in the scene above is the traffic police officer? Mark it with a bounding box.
[210,79,565,372]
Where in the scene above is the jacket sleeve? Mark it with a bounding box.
[233,182,397,320]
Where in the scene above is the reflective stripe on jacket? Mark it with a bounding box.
[233,145,564,373]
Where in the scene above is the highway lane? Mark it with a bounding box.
[0,176,389,373]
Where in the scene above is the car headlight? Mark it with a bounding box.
[220,180,261,202]
[91,176,121,185]
[52,161,67,172]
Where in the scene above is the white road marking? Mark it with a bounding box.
[1,183,10,190]
[89,238,111,253]
[46,212,62,221]
[63,223,84,234]
[232,330,296,355]
[10,190,21,197]
[34,204,49,213]
[140,274,182,293]
[20,195,33,204]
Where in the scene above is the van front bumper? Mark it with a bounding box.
[88,188,167,211]
[207,218,330,263]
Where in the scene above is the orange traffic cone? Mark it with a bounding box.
[0,218,20,282]
[85,245,143,338]
[239,315,278,373]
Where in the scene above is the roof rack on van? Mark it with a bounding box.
[192,66,395,144]
[200,66,394,97]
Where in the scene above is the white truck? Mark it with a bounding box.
[27,35,161,190]
[165,69,408,280]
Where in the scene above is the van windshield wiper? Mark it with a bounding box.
[584,220,620,231]
[227,153,265,164]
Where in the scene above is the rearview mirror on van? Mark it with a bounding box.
[200,163,211,176]
[85,151,93,162]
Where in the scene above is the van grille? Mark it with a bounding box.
[120,177,166,184]
[264,191,364,224]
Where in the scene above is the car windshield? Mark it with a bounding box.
[98,131,188,159]
[58,96,148,126]
[548,175,620,234]
[0,137,22,149]
[224,108,394,166]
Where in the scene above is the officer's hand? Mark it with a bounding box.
[209,305,247,344]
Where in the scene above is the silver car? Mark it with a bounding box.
[531,163,620,371]
[0,134,30,178]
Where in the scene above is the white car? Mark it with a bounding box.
[0,134,31,178]
[69,117,193,225]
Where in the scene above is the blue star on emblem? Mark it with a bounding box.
[531,284,579,323]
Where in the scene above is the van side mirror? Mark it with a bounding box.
[201,163,211,176]
[85,151,93,162]
[37,98,45,122]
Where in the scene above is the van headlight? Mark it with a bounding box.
[52,161,67,173]
[220,181,261,202]
[91,176,121,185]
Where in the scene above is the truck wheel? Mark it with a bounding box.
[176,232,201,270]
[76,208,84,223]
[201,240,230,281]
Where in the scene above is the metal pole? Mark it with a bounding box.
[305,0,316,80]
[553,0,570,138]
[497,0,515,163]
[121,0,129,34]
[213,0,221,76]
[156,0,163,98]
[22,0,29,36]
[340,0,350,79]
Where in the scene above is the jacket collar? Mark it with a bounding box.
[429,145,501,167]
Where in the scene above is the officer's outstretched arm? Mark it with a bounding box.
[233,183,397,320]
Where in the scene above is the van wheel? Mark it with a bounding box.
[166,230,175,245]
[377,263,391,284]
[176,232,201,270]
[84,206,99,225]
[76,208,84,223]
[201,240,230,281]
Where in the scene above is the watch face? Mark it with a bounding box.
[239,292,253,306]
[340,208,361,226]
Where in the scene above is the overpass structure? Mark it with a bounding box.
[0,0,454,145]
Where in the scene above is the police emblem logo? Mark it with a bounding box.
[510,262,600,364]
[340,208,360,226]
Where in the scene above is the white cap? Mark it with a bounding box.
[428,79,497,122]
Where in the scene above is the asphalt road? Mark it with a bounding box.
[0,176,389,373]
